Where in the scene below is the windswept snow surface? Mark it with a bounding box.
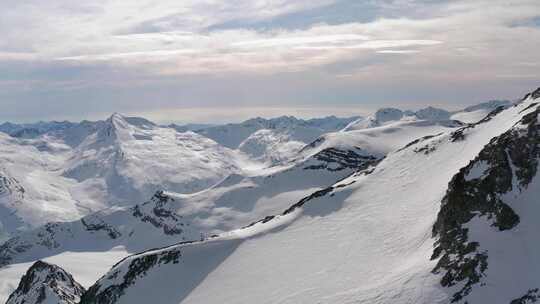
[84,97,539,304]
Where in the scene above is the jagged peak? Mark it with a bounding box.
[521,87,540,101]
[530,87,540,100]
[6,260,85,304]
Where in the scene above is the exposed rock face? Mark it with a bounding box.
[6,260,85,304]
[132,191,187,236]
[511,289,540,304]
[0,170,25,200]
[0,191,194,268]
[432,98,540,302]
[305,148,379,171]
[80,247,183,304]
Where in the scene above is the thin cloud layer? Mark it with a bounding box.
[0,0,539,122]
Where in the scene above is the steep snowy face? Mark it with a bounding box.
[0,169,26,240]
[79,90,540,304]
[6,260,85,304]
[432,96,540,303]
[63,113,241,203]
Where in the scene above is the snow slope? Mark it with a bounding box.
[0,135,382,268]
[79,91,540,304]
[63,113,242,202]
[238,129,306,165]
[0,139,381,302]
[304,118,462,159]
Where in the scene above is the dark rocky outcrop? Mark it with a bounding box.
[304,148,379,172]
[432,102,540,302]
[511,289,540,304]
[80,248,182,304]
[6,260,85,304]
[132,191,186,235]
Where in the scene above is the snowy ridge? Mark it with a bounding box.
[6,260,85,304]
[343,106,456,131]
[76,89,540,304]
[451,100,512,124]
[432,96,540,302]
[0,121,77,139]
[303,118,462,160]
[344,101,510,132]
[197,115,360,149]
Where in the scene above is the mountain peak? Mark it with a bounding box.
[462,100,511,112]
[415,106,450,121]
[374,108,404,123]
[530,87,540,100]
[107,112,128,125]
[6,260,85,304]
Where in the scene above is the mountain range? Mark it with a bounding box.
[1,92,537,304]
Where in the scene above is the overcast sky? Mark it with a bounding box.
[1,0,539,123]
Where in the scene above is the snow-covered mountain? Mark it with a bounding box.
[0,121,77,139]
[343,101,511,133]
[197,115,359,148]
[5,260,85,304]
[0,113,245,240]
[68,88,540,304]
[0,134,382,268]
[343,106,454,131]
[2,91,539,304]
[62,113,241,202]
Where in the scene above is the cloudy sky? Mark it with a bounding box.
[1,0,539,123]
